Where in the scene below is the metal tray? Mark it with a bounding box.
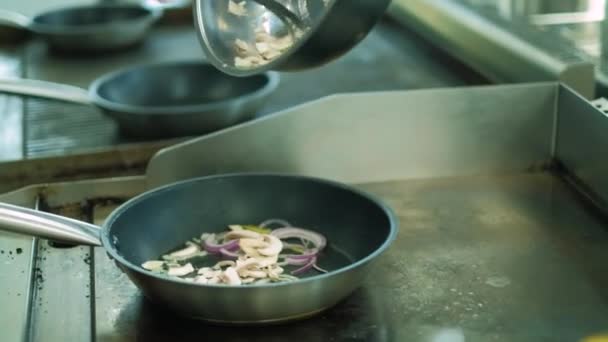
[1,83,608,341]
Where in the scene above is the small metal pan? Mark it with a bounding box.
[0,61,279,137]
[0,4,161,52]
[0,173,397,324]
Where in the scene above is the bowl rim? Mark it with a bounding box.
[192,0,339,77]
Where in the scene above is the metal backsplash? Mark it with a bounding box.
[388,0,596,99]
[556,84,608,208]
[146,83,558,188]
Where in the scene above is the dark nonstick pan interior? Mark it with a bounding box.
[95,62,272,108]
[108,174,392,270]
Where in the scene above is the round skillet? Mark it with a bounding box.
[0,173,397,324]
[0,4,160,52]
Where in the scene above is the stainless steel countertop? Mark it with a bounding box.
[2,83,608,342]
[5,172,608,342]
[0,18,486,162]
[0,47,24,161]
[98,173,608,342]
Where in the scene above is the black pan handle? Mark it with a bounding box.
[0,203,102,246]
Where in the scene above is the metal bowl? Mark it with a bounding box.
[193,0,391,77]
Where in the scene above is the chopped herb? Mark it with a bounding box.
[242,225,272,234]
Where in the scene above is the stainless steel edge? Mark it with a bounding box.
[556,84,608,207]
[0,77,92,106]
[146,83,557,188]
[0,9,31,29]
[0,177,147,208]
[388,0,596,100]
[0,176,145,342]
[0,193,36,342]
[0,139,176,193]
[0,203,102,246]
[0,48,24,163]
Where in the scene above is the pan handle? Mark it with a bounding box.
[0,78,92,105]
[0,10,31,29]
[0,203,102,246]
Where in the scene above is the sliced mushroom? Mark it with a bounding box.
[241,269,267,279]
[239,237,269,257]
[258,235,283,256]
[257,255,279,268]
[236,257,261,270]
[267,265,284,279]
[213,260,236,270]
[222,267,242,285]
[240,238,268,249]
[235,56,267,68]
[163,242,203,261]
[234,39,252,53]
[228,0,248,16]
[240,245,259,257]
[141,260,165,271]
[168,263,195,277]
[198,267,219,278]
[194,276,209,284]
[225,230,262,240]
[165,262,181,270]
[242,277,256,284]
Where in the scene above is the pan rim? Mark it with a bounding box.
[88,61,280,116]
[28,4,160,35]
[100,172,399,289]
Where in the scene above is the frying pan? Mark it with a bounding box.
[0,4,161,52]
[0,174,397,324]
[0,61,280,138]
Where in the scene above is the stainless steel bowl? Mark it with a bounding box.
[194,0,391,77]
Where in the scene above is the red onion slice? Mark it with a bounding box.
[220,248,240,259]
[284,251,318,260]
[203,234,240,254]
[271,227,326,251]
[291,256,317,275]
[259,218,292,228]
[285,255,314,265]
[313,264,328,273]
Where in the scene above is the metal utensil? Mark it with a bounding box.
[0,173,397,324]
[0,61,279,138]
[193,0,392,77]
[0,4,161,52]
